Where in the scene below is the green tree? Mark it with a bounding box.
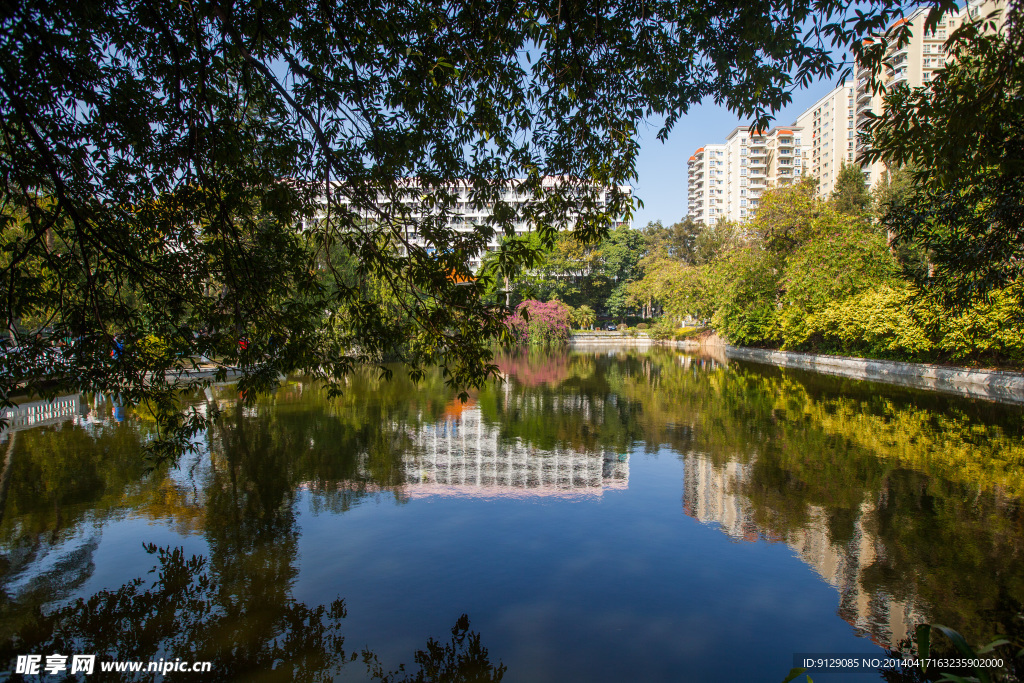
[709,246,782,346]
[0,0,935,446]
[863,19,1024,301]
[829,163,871,216]
[641,218,702,264]
[777,214,901,348]
[750,177,820,256]
[573,305,597,330]
[600,224,646,319]
[693,219,743,265]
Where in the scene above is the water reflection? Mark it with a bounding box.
[682,455,925,648]
[1,348,1023,679]
[392,400,629,499]
[2,544,506,682]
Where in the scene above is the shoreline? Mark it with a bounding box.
[723,346,1024,405]
[568,333,1024,404]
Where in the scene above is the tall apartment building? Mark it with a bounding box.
[795,82,856,197]
[687,0,1007,222]
[686,144,728,224]
[689,126,810,223]
[854,0,1008,187]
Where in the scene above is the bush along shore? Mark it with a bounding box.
[627,169,1024,371]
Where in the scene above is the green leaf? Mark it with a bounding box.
[781,667,808,683]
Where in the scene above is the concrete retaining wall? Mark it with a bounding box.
[570,333,653,345]
[725,346,1024,405]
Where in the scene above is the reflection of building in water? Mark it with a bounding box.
[1,395,82,442]
[368,403,629,499]
[0,392,152,443]
[681,452,925,648]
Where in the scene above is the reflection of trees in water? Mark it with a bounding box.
[3,349,1024,672]
[1,545,505,682]
[480,350,670,454]
[656,355,1024,650]
[494,349,574,388]
[0,410,161,647]
[3,392,505,681]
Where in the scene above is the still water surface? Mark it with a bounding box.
[2,348,1023,681]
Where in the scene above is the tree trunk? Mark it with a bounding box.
[0,431,17,527]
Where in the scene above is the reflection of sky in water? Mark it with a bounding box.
[294,449,885,682]
[2,350,1023,682]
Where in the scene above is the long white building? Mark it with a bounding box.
[328,178,632,272]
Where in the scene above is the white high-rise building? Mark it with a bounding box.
[795,82,856,197]
[686,144,728,224]
[689,125,811,224]
[686,0,1007,220]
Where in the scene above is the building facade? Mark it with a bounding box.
[689,126,810,223]
[687,0,1006,222]
[854,0,1008,188]
[330,178,632,272]
[795,82,856,197]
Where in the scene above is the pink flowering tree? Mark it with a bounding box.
[507,300,572,346]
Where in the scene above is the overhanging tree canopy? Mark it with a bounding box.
[0,0,941,449]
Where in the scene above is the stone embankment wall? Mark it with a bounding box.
[568,332,1024,403]
[725,346,1024,405]
[569,332,653,345]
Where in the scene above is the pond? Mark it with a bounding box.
[1,347,1023,681]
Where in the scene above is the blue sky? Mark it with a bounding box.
[630,75,851,228]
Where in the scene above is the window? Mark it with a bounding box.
[741,168,747,176]
[740,189,746,195]
[740,199,747,207]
